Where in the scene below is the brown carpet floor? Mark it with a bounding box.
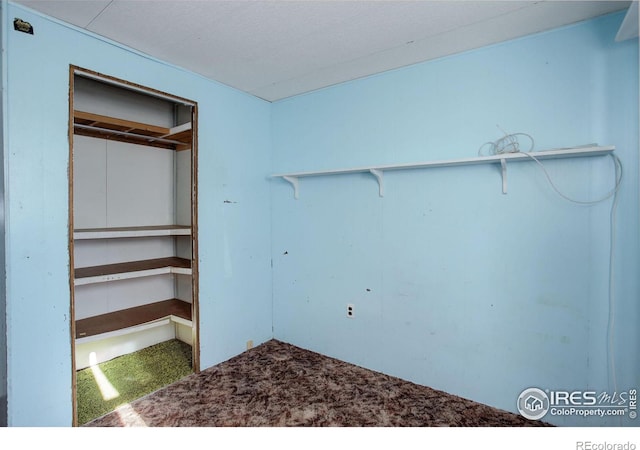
[86,339,551,427]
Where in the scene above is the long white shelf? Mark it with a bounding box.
[271,145,615,198]
[74,225,191,240]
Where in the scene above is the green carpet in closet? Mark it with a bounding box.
[76,339,193,425]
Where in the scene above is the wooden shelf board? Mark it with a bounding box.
[73,127,178,150]
[74,257,191,285]
[168,129,192,142]
[74,110,169,136]
[164,122,192,142]
[74,225,191,240]
[73,110,191,150]
[75,298,192,339]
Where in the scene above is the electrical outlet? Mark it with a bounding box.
[347,303,354,318]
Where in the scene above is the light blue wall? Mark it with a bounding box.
[0,0,7,427]
[4,2,638,428]
[271,11,638,427]
[4,3,272,426]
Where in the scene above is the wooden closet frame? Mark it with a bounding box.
[68,65,200,426]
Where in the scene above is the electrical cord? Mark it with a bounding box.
[478,131,535,156]
[526,150,623,401]
[526,151,622,399]
[479,130,622,204]
[520,151,622,205]
[479,130,623,399]
[608,175,619,396]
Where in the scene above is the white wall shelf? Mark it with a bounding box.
[74,225,191,240]
[272,145,615,199]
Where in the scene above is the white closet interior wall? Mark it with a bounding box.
[73,76,193,368]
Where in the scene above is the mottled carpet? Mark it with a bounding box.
[86,339,550,427]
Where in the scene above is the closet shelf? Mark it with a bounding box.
[75,298,192,341]
[272,145,615,198]
[74,257,191,286]
[74,225,191,240]
[73,110,192,151]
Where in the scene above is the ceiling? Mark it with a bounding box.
[15,1,633,102]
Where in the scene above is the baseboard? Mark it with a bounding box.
[75,322,176,369]
[75,315,194,370]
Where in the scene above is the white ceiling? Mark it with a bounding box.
[15,0,632,101]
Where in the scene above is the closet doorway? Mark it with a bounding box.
[68,66,199,426]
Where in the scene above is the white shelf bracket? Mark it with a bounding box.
[369,169,384,197]
[500,158,507,194]
[283,176,300,200]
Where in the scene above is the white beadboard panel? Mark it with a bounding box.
[176,149,192,226]
[73,237,175,267]
[74,274,176,320]
[73,135,107,229]
[106,140,175,227]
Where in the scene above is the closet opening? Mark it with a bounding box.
[68,66,199,426]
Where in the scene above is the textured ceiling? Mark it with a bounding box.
[15,1,632,101]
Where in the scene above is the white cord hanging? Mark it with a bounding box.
[478,127,622,204]
[521,151,622,205]
[478,126,623,404]
[478,128,534,156]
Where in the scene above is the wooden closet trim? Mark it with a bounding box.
[68,65,200,426]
